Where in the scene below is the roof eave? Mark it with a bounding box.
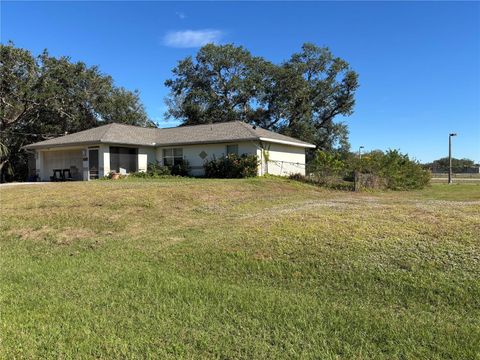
[23,141,100,150]
[24,139,157,150]
[258,137,316,148]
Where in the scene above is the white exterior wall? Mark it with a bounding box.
[256,147,263,176]
[36,151,45,180]
[37,148,84,181]
[36,144,112,181]
[258,142,307,176]
[138,147,156,172]
[87,145,152,178]
[156,141,259,176]
[82,148,89,181]
[99,145,110,178]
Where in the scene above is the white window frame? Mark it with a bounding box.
[226,144,239,156]
[162,148,183,167]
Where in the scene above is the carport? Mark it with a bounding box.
[37,147,85,181]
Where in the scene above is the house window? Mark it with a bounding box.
[110,147,138,173]
[226,144,238,156]
[163,148,183,167]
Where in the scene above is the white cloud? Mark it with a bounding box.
[163,29,223,48]
[176,12,187,20]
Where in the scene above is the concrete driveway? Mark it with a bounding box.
[0,182,52,188]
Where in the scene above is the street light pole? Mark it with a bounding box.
[358,146,364,160]
[448,133,457,184]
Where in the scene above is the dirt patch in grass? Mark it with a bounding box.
[10,226,97,245]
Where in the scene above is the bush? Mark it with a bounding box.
[288,173,306,182]
[204,154,258,178]
[170,160,190,177]
[147,163,172,176]
[307,150,352,186]
[129,163,171,179]
[354,150,431,190]
[303,149,430,191]
[129,161,191,178]
[307,150,346,178]
[289,173,354,191]
[353,172,387,191]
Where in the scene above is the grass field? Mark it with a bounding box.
[1,178,479,359]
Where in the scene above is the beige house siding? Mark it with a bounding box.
[258,142,306,176]
[36,151,45,180]
[37,148,84,181]
[156,141,259,176]
[99,145,110,177]
[138,147,156,172]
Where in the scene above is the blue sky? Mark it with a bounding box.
[2,1,479,162]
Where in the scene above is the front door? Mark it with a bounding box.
[88,149,99,180]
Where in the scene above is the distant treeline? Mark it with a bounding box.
[422,158,479,173]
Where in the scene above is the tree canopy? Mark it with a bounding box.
[424,157,477,172]
[0,43,153,181]
[165,43,359,152]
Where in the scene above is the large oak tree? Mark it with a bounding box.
[0,43,153,181]
[165,43,359,152]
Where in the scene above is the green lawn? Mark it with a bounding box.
[1,178,479,359]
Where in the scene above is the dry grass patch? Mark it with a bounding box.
[9,226,97,245]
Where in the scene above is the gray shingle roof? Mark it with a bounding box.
[24,121,315,149]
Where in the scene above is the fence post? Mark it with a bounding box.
[354,171,360,192]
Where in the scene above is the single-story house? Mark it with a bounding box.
[24,121,315,181]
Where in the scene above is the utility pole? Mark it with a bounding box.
[358,146,364,160]
[448,133,457,184]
